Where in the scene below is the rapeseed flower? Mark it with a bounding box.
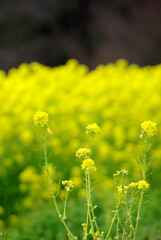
[141,120,158,137]
[137,180,149,190]
[75,148,90,158]
[129,182,138,188]
[81,159,96,171]
[62,180,74,191]
[117,185,123,193]
[33,111,49,127]
[124,186,129,190]
[86,123,101,135]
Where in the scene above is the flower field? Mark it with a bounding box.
[0,59,161,239]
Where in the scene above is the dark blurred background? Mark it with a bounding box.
[0,0,161,71]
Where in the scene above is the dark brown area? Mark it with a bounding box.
[0,0,161,71]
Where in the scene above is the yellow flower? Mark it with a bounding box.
[117,185,123,193]
[124,185,129,191]
[141,120,158,137]
[81,159,96,171]
[138,180,149,190]
[62,180,74,191]
[76,148,90,158]
[81,223,87,228]
[129,182,138,188]
[86,123,101,135]
[33,111,48,127]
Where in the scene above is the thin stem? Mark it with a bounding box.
[115,175,124,239]
[85,170,95,236]
[105,210,117,240]
[41,131,76,239]
[89,134,101,237]
[63,190,68,220]
[133,191,143,240]
[122,192,134,240]
[88,171,101,236]
[143,136,148,180]
[84,171,89,240]
[116,198,120,239]
[105,177,117,240]
[89,135,94,158]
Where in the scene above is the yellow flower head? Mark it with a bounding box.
[138,180,149,190]
[81,159,96,172]
[86,123,101,135]
[141,120,158,137]
[33,111,49,127]
[81,223,87,228]
[129,182,138,188]
[62,180,74,191]
[117,185,123,193]
[124,185,129,191]
[76,148,90,158]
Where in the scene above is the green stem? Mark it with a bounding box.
[89,134,94,158]
[84,171,89,240]
[63,190,68,220]
[115,175,124,239]
[133,191,143,240]
[133,136,149,240]
[88,171,101,237]
[116,199,120,239]
[41,131,76,239]
[143,135,148,180]
[105,210,117,240]
[105,177,118,240]
[85,170,95,236]
[122,192,134,240]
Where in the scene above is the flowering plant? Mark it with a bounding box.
[34,112,157,240]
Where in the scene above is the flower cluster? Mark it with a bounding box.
[81,159,96,172]
[117,185,123,193]
[117,180,149,193]
[75,148,90,158]
[137,180,149,190]
[33,111,49,127]
[86,123,101,135]
[129,182,138,188]
[62,180,74,191]
[141,120,158,137]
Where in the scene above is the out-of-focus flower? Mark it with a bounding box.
[124,185,129,191]
[117,185,123,193]
[141,120,158,137]
[62,180,74,191]
[76,148,90,158]
[137,180,149,190]
[86,123,101,135]
[81,159,96,171]
[129,182,138,188]
[33,111,48,127]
